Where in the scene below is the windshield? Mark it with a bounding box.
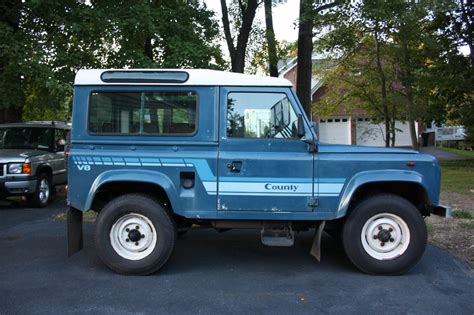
[0,127,53,150]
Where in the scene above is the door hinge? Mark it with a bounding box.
[307,197,319,207]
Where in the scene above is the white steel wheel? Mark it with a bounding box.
[110,213,158,261]
[361,213,410,261]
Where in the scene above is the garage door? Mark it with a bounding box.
[356,119,416,146]
[318,117,351,144]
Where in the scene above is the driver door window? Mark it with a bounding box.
[227,92,299,139]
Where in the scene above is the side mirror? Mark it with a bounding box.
[297,114,305,138]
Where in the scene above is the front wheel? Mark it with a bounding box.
[95,194,176,275]
[342,194,427,275]
[28,173,51,208]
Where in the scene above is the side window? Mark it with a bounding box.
[54,129,68,151]
[88,91,197,135]
[227,92,299,139]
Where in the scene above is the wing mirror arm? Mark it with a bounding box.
[298,114,318,153]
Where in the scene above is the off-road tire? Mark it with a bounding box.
[342,194,427,275]
[95,194,176,275]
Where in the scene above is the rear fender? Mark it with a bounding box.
[84,169,179,211]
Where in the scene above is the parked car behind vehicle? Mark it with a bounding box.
[67,69,449,276]
[0,121,70,207]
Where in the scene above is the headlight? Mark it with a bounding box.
[8,163,23,174]
[7,163,31,174]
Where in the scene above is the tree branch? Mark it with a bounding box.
[220,0,235,58]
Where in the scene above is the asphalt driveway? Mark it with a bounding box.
[0,195,473,314]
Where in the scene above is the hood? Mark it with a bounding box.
[318,144,418,154]
[0,149,44,162]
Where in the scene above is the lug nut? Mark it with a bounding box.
[373,235,378,239]
[378,226,383,230]
[390,238,394,242]
[126,238,130,242]
[381,242,385,247]
[135,242,139,246]
[388,228,393,232]
[126,228,130,232]
[141,234,145,239]
[136,226,139,230]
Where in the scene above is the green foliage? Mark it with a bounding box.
[0,0,225,123]
[315,0,472,147]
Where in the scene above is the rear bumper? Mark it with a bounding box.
[432,204,452,218]
[0,177,37,197]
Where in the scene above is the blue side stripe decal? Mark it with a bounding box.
[71,156,346,196]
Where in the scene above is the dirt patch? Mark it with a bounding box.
[426,192,474,268]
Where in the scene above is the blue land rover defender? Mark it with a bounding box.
[67,69,449,275]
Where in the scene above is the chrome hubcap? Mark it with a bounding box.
[38,179,49,203]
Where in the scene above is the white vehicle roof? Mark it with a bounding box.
[74,69,292,87]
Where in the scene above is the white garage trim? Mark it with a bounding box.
[318,117,351,145]
[356,119,417,147]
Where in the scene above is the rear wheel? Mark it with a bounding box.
[342,194,427,275]
[95,194,176,275]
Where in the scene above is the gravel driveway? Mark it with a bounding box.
[0,194,473,314]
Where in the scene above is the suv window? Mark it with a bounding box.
[0,127,53,150]
[89,91,197,135]
[227,92,299,139]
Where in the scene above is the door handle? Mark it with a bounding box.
[226,161,242,173]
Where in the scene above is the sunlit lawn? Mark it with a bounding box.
[440,160,474,195]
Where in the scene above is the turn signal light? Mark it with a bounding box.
[22,163,32,174]
[407,161,416,167]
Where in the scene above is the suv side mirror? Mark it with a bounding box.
[57,139,66,152]
[297,114,305,138]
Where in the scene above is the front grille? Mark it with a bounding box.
[0,164,4,177]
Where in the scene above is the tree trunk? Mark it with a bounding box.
[220,0,236,65]
[296,0,314,118]
[0,0,23,123]
[374,25,390,147]
[144,37,153,61]
[220,0,259,73]
[0,107,22,123]
[402,42,419,150]
[264,0,278,77]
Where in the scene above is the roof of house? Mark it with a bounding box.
[277,54,330,96]
[74,69,293,87]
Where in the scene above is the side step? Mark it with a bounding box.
[261,222,294,247]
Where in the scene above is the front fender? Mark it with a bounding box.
[335,169,430,218]
[84,169,179,211]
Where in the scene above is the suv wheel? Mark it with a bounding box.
[95,194,176,275]
[342,194,427,275]
[28,173,51,208]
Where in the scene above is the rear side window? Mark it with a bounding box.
[88,91,197,135]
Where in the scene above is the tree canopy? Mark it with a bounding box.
[0,0,225,122]
[315,0,473,148]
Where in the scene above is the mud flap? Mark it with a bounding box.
[310,221,326,261]
[67,207,83,256]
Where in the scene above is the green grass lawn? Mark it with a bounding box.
[440,160,474,195]
[438,147,474,159]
